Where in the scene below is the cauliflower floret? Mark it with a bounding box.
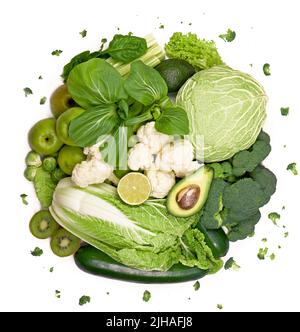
[137,121,173,154]
[72,145,113,188]
[128,143,154,171]
[146,170,176,198]
[155,140,201,177]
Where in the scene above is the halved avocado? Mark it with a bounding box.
[167,166,213,217]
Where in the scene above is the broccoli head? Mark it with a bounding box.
[232,132,271,177]
[201,179,228,229]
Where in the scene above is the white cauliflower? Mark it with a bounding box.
[137,121,173,154]
[146,170,176,198]
[127,143,154,171]
[155,140,201,177]
[72,145,113,188]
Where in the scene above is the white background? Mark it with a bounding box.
[1,0,299,312]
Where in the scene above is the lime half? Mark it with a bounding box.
[117,172,151,205]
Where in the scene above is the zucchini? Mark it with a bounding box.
[197,223,229,258]
[74,245,207,283]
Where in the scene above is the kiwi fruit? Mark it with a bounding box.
[30,210,59,239]
[50,229,81,257]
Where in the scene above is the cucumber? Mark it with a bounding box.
[74,245,207,283]
[155,59,195,92]
[197,223,229,258]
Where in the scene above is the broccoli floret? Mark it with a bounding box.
[223,179,267,219]
[287,162,298,175]
[232,133,271,177]
[201,179,228,229]
[226,211,261,242]
[224,257,241,271]
[209,161,233,180]
[249,165,277,204]
[268,212,280,225]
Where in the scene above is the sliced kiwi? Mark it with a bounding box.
[50,229,81,257]
[29,210,59,239]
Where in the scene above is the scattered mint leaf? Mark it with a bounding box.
[51,50,63,56]
[55,290,61,299]
[79,295,91,306]
[38,75,43,80]
[24,87,33,97]
[40,96,47,105]
[278,245,282,249]
[31,247,43,257]
[287,163,298,175]
[263,63,271,76]
[282,206,286,210]
[143,290,151,302]
[219,29,236,42]
[261,238,268,243]
[79,29,87,38]
[49,267,54,273]
[193,281,200,291]
[159,24,165,29]
[188,22,192,26]
[20,193,28,205]
[284,232,289,238]
[280,107,289,116]
[268,212,280,226]
[106,292,110,295]
[224,257,240,271]
[258,247,268,260]
[217,304,223,310]
[270,253,276,261]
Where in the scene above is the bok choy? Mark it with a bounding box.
[50,178,222,272]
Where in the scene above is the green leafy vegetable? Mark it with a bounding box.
[193,281,200,291]
[33,168,56,208]
[287,163,298,175]
[102,34,147,63]
[219,29,236,42]
[51,50,63,56]
[263,63,271,76]
[280,107,289,116]
[20,194,29,205]
[69,104,120,147]
[24,87,33,97]
[177,66,267,162]
[143,290,151,302]
[50,178,222,272]
[67,58,127,109]
[124,60,167,106]
[155,107,189,135]
[257,247,268,260]
[224,257,240,271]
[79,30,87,38]
[40,97,47,105]
[166,32,223,71]
[268,212,280,226]
[31,247,43,256]
[79,295,91,306]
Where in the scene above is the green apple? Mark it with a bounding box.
[57,146,85,175]
[28,118,63,156]
[50,85,76,118]
[56,107,85,146]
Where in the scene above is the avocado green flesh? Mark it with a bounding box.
[167,166,213,217]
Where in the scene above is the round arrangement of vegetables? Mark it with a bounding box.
[24,31,277,283]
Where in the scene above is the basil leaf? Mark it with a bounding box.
[67,59,127,110]
[69,104,120,147]
[104,35,147,63]
[124,61,168,106]
[155,107,190,135]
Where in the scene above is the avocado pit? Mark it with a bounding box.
[176,185,200,210]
